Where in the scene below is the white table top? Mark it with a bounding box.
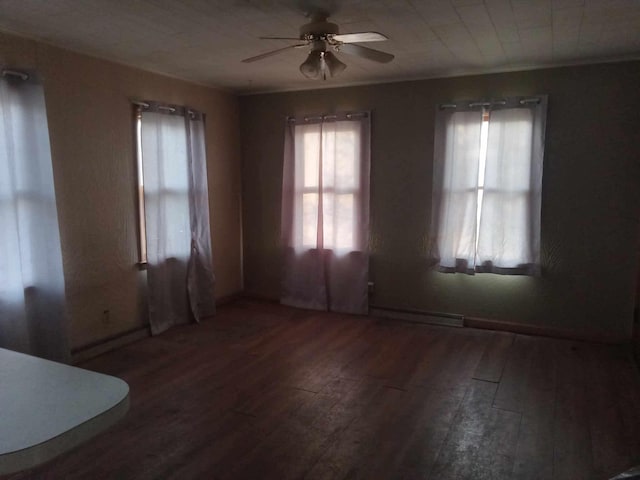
[0,348,129,475]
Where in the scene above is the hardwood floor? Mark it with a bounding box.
[5,300,640,480]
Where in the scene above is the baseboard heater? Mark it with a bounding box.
[369,305,464,328]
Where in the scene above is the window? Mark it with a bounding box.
[280,112,371,314]
[429,96,547,275]
[292,119,362,253]
[133,101,216,334]
[0,69,69,360]
[135,104,191,264]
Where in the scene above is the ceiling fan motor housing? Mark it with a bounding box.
[300,20,339,40]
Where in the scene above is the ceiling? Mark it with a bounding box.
[0,0,639,94]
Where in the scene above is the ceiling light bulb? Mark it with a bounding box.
[300,51,322,79]
[323,51,346,78]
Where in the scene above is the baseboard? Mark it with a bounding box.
[72,291,245,364]
[227,294,629,344]
[215,291,245,306]
[72,326,150,365]
[465,316,626,344]
[369,305,464,327]
[240,292,280,304]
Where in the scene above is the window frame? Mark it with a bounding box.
[293,119,363,253]
[134,103,194,267]
[134,106,148,267]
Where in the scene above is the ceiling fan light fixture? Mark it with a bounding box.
[323,51,346,78]
[299,50,322,79]
[300,50,346,80]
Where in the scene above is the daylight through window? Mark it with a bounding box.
[430,97,547,275]
[294,121,361,253]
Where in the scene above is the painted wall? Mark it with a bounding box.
[0,32,243,349]
[240,62,640,341]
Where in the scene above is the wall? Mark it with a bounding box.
[0,32,243,349]
[240,61,640,342]
[634,251,640,362]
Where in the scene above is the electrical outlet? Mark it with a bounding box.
[102,309,110,325]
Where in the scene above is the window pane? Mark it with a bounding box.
[443,111,482,191]
[302,193,318,247]
[141,112,191,260]
[164,192,191,258]
[135,114,147,263]
[477,117,489,188]
[0,200,23,301]
[161,123,189,191]
[335,128,357,189]
[141,115,189,194]
[322,192,334,247]
[322,128,336,189]
[321,193,355,251]
[477,191,530,266]
[484,108,533,191]
[303,131,320,188]
[292,120,361,253]
[438,190,478,265]
[334,193,355,250]
[322,123,359,191]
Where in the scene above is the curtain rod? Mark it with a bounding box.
[287,111,369,123]
[1,69,29,80]
[519,97,541,105]
[131,100,177,112]
[132,99,200,118]
[439,97,542,109]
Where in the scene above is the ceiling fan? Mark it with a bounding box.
[241,12,394,80]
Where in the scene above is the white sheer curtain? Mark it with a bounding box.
[430,109,483,273]
[281,113,370,314]
[430,96,547,275]
[140,105,215,335]
[185,114,216,322]
[477,105,545,274]
[0,71,69,362]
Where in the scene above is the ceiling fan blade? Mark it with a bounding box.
[332,32,388,43]
[241,44,307,63]
[259,36,303,40]
[338,43,394,63]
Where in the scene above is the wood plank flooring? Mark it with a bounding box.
[4,300,640,480]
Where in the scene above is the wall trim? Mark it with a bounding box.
[370,305,464,328]
[239,296,627,344]
[140,292,629,345]
[241,292,280,304]
[464,316,627,344]
[72,291,245,364]
[215,291,245,306]
[72,326,150,365]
